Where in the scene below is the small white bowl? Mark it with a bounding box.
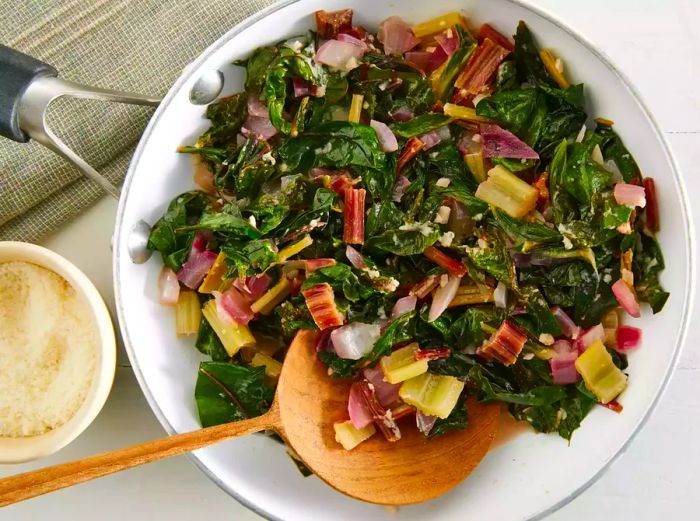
[0,241,116,463]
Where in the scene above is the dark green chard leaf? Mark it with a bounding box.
[278,121,388,171]
[195,362,275,427]
[237,46,278,94]
[247,195,290,234]
[179,207,262,239]
[429,352,476,377]
[602,196,633,230]
[269,186,336,239]
[195,318,230,362]
[318,351,360,379]
[324,74,349,103]
[513,21,556,87]
[539,84,587,147]
[428,394,468,438]
[594,124,642,183]
[214,137,266,191]
[556,383,596,441]
[496,60,517,90]
[390,113,452,138]
[147,191,209,271]
[178,145,229,163]
[468,366,566,406]
[516,286,562,336]
[221,239,278,278]
[549,139,579,224]
[366,201,405,237]
[302,264,379,302]
[633,231,670,313]
[466,237,515,285]
[365,226,440,256]
[476,88,546,146]
[509,403,558,433]
[476,85,586,150]
[276,298,316,339]
[573,271,617,327]
[559,140,613,206]
[490,157,537,173]
[363,311,416,364]
[491,209,561,242]
[198,93,249,148]
[261,39,326,135]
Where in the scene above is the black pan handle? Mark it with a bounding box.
[0,44,57,142]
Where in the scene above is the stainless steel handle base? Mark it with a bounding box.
[17,76,161,199]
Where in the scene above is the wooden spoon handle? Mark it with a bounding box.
[0,409,277,507]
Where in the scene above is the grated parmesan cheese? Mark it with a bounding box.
[0,262,97,437]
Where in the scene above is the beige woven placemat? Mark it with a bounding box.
[0,0,274,242]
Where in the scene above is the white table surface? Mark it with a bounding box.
[2,0,699,519]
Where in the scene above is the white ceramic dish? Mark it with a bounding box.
[0,242,116,463]
[113,1,695,519]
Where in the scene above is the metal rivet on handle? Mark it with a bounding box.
[127,220,153,264]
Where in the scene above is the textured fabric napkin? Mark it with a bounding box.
[0,0,274,242]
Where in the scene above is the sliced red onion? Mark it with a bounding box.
[391,106,414,122]
[336,32,366,50]
[435,28,460,56]
[612,279,641,318]
[378,16,418,55]
[551,306,581,339]
[457,129,481,155]
[575,323,605,353]
[392,175,411,203]
[315,328,335,352]
[404,51,432,71]
[550,349,580,384]
[236,133,247,147]
[428,275,462,322]
[391,295,417,319]
[480,123,539,159]
[247,95,268,117]
[616,325,642,352]
[315,39,364,71]
[191,231,208,254]
[604,159,623,183]
[234,274,271,302]
[436,125,451,141]
[493,281,507,308]
[177,250,217,289]
[345,245,368,270]
[363,366,400,408]
[292,77,311,98]
[419,130,442,151]
[370,119,398,152]
[348,381,374,429]
[310,166,351,178]
[614,183,646,208]
[242,115,277,141]
[416,411,438,435]
[331,322,381,360]
[213,286,254,325]
[158,267,180,306]
[426,45,448,73]
[552,339,573,354]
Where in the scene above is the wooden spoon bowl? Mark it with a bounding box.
[279,330,501,505]
[0,330,499,507]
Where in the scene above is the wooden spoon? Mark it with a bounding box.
[0,330,499,507]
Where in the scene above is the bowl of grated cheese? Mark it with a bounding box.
[0,242,116,463]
